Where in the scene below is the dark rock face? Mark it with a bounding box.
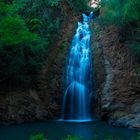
[91,23,105,117]
[0,89,49,124]
[92,24,140,130]
[39,12,80,120]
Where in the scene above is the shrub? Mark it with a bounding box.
[48,0,61,7]
[62,135,83,140]
[0,0,89,88]
[0,2,46,87]
[29,133,47,140]
[100,0,140,61]
[66,0,89,12]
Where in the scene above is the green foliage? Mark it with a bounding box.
[100,0,140,25]
[100,0,124,26]
[48,0,61,7]
[27,18,42,32]
[62,135,83,140]
[0,0,88,88]
[28,133,140,140]
[100,0,140,61]
[29,133,47,140]
[129,43,140,60]
[0,1,17,18]
[133,132,140,140]
[66,0,89,12]
[19,0,62,44]
[138,132,140,140]
[123,0,140,23]
[0,1,46,87]
[0,16,38,46]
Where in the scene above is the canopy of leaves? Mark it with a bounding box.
[100,0,140,60]
[66,0,89,12]
[0,1,46,87]
[0,0,89,88]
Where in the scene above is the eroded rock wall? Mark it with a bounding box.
[40,9,80,119]
[92,23,140,130]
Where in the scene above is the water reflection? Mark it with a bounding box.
[0,121,137,140]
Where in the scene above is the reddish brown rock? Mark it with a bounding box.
[92,24,140,130]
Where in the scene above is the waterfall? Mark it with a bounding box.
[60,12,93,122]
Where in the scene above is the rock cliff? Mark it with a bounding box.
[92,23,140,130]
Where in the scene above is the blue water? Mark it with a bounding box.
[0,121,137,140]
[61,13,93,121]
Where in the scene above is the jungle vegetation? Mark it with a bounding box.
[0,0,88,88]
[0,0,139,88]
[100,0,140,61]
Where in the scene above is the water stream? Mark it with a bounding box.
[60,12,93,121]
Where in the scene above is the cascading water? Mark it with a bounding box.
[60,12,93,122]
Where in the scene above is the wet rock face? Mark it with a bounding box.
[93,25,140,130]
